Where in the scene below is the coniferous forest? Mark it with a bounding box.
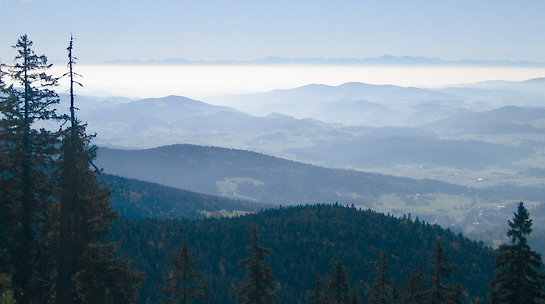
[110,205,495,303]
[1,36,545,304]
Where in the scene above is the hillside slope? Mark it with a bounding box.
[102,174,268,219]
[96,144,473,204]
[96,144,545,236]
[110,205,495,304]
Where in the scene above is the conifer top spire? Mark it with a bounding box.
[490,202,545,304]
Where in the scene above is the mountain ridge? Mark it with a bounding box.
[110,204,495,303]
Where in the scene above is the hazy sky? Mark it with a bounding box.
[1,0,545,64]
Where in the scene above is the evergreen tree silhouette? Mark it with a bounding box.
[238,227,277,304]
[490,202,545,304]
[0,34,61,304]
[369,251,392,304]
[162,240,210,304]
[55,35,142,304]
[401,261,427,304]
[429,241,460,304]
[325,260,351,304]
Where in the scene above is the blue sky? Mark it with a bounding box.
[1,0,545,63]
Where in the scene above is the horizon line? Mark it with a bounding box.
[48,55,545,67]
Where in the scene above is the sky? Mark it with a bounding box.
[1,0,545,64]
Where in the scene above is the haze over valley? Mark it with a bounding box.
[65,75,545,244]
[67,77,545,185]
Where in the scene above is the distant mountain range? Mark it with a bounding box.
[449,77,545,92]
[420,106,545,136]
[69,84,545,176]
[208,79,545,123]
[54,79,545,228]
[81,80,545,255]
[101,55,545,67]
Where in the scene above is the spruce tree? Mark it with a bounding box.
[72,243,143,303]
[162,240,210,304]
[0,34,60,304]
[238,227,277,304]
[429,241,460,304]
[311,274,325,304]
[489,202,545,304]
[54,36,142,304]
[55,33,86,304]
[325,260,351,304]
[369,251,392,304]
[401,261,426,304]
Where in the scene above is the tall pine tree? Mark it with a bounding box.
[490,202,545,304]
[162,240,210,304]
[238,227,277,304]
[369,251,393,304]
[0,34,60,304]
[401,261,427,304]
[54,35,142,304]
[429,241,460,304]
[325,260,352,304]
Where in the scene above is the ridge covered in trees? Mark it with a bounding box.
[109,204,496,303]
[101,174,268,219]
[95,144,545,205]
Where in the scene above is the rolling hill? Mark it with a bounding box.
[286,127,536,169]
[66,88,545,183]
[95,144,474,204]
[419,105,545,137]
[208,79,545,125]
[95,143,545,239]
[58,90,545,188]
[110,204,495,304]
[207,82,458,125]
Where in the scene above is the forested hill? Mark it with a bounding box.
[101,174,268,219]
[109,204,495,304]
[96,144,474,204]
[96,144,544,206]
